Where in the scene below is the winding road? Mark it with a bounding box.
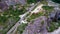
[7,2,40,34]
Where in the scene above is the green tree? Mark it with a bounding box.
[52,0,60,4]
[17,23,28,34]
[27,0,37,4]
[42,6,54,16]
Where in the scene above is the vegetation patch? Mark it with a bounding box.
[17,23,28,34]
[27,12,44,22]
[42,6,54,16]
[27,0,37,4]
[47,21,60,32]
[0,5,26,34]
[51,0,60,4]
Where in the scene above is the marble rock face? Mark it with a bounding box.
[22,16,48,34]
[0,2,8,11]
[1,0,26,5]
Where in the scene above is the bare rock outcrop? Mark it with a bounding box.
[22,16,48,34]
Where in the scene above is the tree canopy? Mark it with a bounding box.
[27,0,37,4]
[52,0,60,4]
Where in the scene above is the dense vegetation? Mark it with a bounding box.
[27,0,37,4]
[52,0,60,4]
[42,6,54,11]
[42,6,54,16]
[27,12,44,22]
[42,6,60,32]
[0,5,27,34]
[0,5,26,24]
[27,0,46,4]
[17,23,28,34]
